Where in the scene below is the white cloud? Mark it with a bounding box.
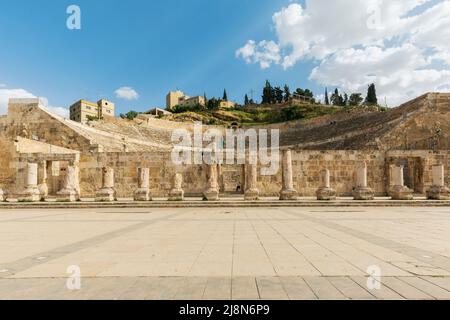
[0,87,69,118]
[115,86,139,100]
[236,0,450,105]
[236,40,281,69]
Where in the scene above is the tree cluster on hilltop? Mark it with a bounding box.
[323,83,379,107]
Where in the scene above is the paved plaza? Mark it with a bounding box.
[1,206,450,300]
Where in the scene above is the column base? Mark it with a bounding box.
[18,187,41,202]
[203,189,219,201]
[38,183,48,201]
[353,187,375,200]
[134,188,152,201]
[244,188,259,201]
[168,189,184,201]
[96,188,115,202]
[56,189,78,202]
[390,185,414,200]
[426,185,450,200]
[280,188,298,200]
[316,187,337,201]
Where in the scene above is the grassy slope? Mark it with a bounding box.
[168,102,346,126]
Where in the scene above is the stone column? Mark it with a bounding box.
[279,150,298,200]
[353,162,374,200]
[316,169,336,200]
[0,188,5,202]
[96,167,115,201]
[390,165,414,200]
[134,168,151,201]
[56,165,78,202]
[244,160,259,201]
[203,163,219,201]
[18,162,40,202]
[38,160,48,201]
[169,173,184,201]
[427,165,450,200]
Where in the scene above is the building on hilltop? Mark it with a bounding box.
[166,90,206,110]
[70,99,115,123]
[166,91,185,110]
[219,101,236,109]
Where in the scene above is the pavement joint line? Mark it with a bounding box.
[280,208,450,274]
[0,212,183,279]
[259,216,322,276]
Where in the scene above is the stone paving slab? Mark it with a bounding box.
[0,207,449,300]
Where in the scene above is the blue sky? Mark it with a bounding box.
[0,0,316,115]
[1,0,449,116]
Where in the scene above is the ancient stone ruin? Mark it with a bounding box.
[0,93,449,202]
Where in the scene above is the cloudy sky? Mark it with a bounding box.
[1,0,449,117]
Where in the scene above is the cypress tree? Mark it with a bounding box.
[223,89,228,102]
[365,83,378,105]
[324,88,330,105]
[283,85,291,102]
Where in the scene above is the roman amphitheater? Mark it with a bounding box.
[0,93,449,205]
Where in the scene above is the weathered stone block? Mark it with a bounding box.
[390,185,414,200]
[316,187,337,201]
[353,187,375,200]
[203,189,219,201]
[56,189,78,202]
[244,188,259,201]
[426,186,450,200]
[17,187,40,202]
[134,188,151,201]
[96,188,115,202]
[168,189,184,201]
[280,189,298,200]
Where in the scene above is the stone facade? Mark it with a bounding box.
[0,94,449,201]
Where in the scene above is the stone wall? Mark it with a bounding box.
[3,100,92,152]
[79,152,209,198]
[75,149,450,198]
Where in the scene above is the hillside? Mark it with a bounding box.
[163,102,385,127]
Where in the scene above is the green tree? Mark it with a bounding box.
[349,93,363,106]
[365,83,378,105]
[223,89,228,102]
[262,80,273,104]
[244,94,249,106]
[324,88,330,105]
[274,86,284,104]
[343,93,348,106]
[330,88,346,106]
[283,85,291,102]
[126,111,139,120]
[207,97,219,110]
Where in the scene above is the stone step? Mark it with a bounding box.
[0,199,449,209]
